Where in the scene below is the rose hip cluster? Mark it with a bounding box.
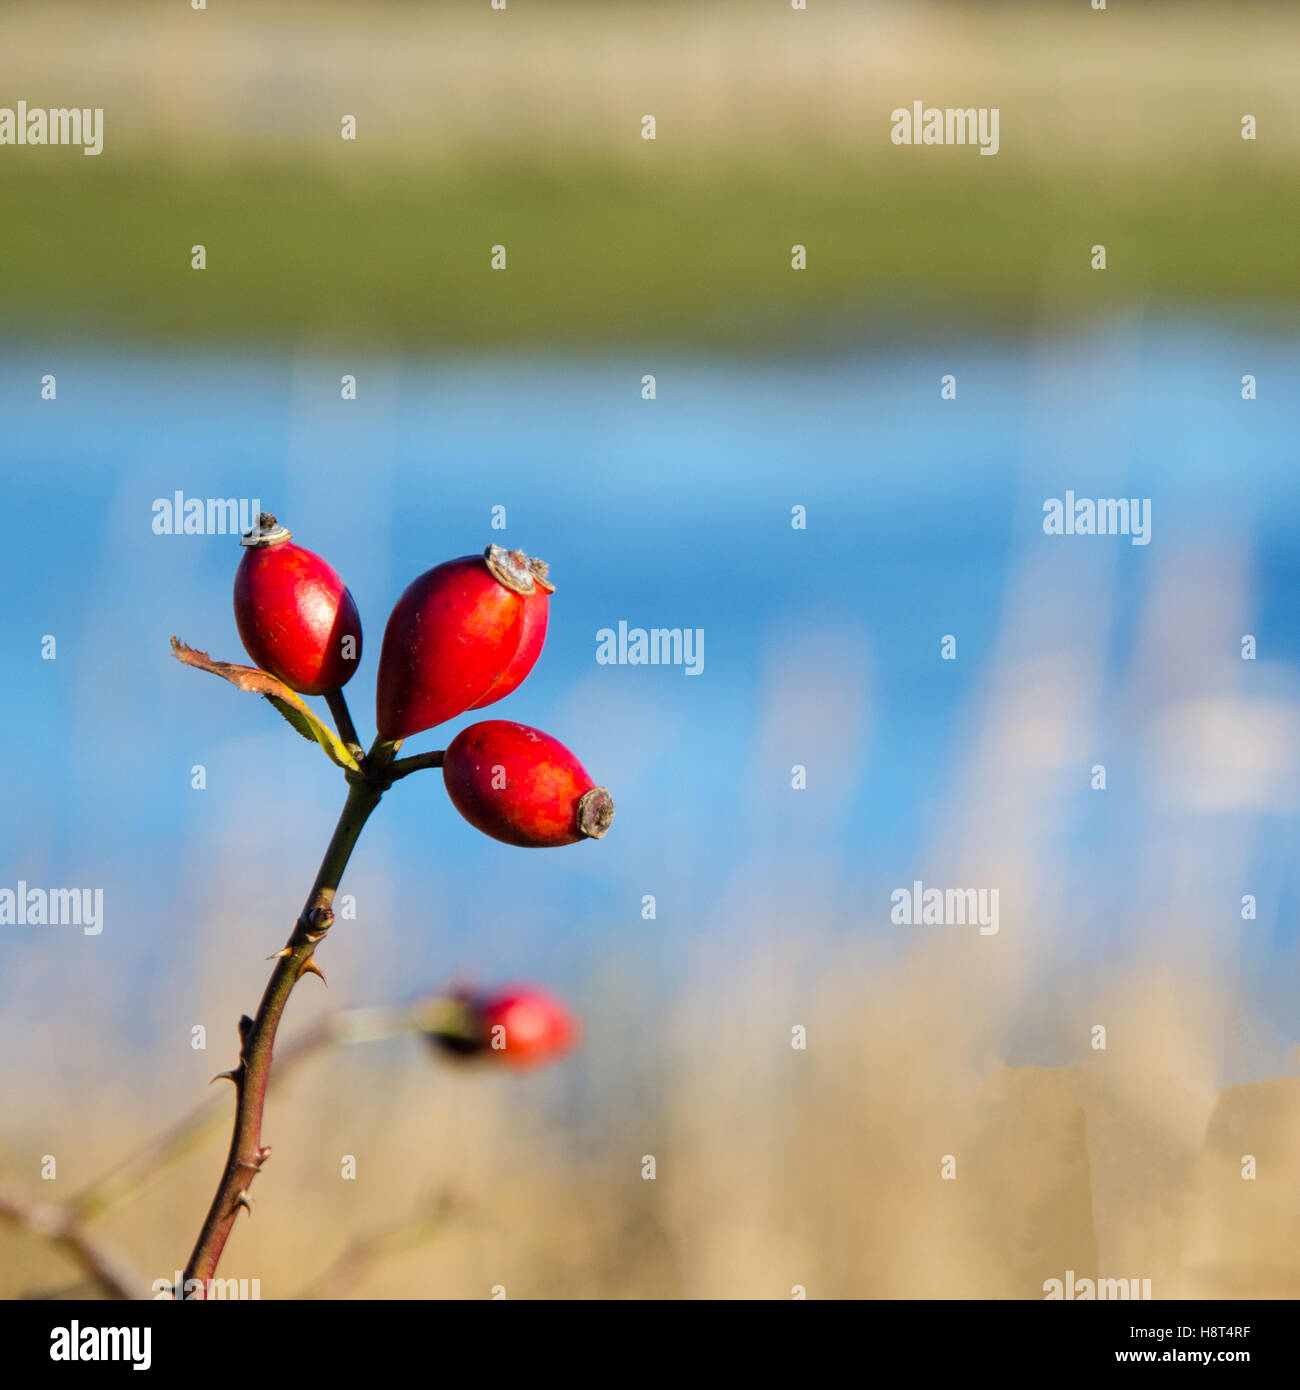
[233,514,613,847]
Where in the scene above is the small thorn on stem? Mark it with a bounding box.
[183,770,388,1290]
[297,957,327,986]
[210,1069,240,1086]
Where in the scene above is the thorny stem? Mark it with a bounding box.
[182,745,393,1295]
[69,1017,335,1229]
[1,1000,441,1300]
[70,1005,424,1228]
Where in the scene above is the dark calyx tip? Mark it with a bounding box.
[528,556,556,594]
[426,1031,488,1060]
[484,544,555,595]
[577,787,615,840]
[241,512,292,548]
[419,995,489,1059]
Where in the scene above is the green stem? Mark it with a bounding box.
[324,688,364,764]
[181,767,386,1295]
[388,749,444,780]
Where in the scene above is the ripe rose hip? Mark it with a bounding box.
[481,987,579,1068]
[442,720,614,848]
[233,513,362,695]
[423,987,579,1068]
[468,569,550,709]
[375,546,553,741]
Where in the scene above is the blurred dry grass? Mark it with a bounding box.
[3,0,1297,171]
[3,535,1299,1299]
[3,943,1299,1298]
[2,0,1297,342]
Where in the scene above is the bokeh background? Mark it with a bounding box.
[1,0,1298,1298]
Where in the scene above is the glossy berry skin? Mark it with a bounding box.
[233,522,362,695]
[480,988,578,1068]
[375,549,551,740]
[468,585,549,709]
[442,720,614,848]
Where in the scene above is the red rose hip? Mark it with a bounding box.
[422,986,579,1068]
[233,514,362,695]
[375,546,553,741]
[481,987,579,1068]
[468,571,550,709]
[441,720,614,848]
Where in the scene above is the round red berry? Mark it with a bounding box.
[480,988,579,1068]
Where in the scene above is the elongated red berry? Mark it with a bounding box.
[233,514,362,695]
[375,546,553,740]
[441,720,614,847]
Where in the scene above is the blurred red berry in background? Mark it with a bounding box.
[423,986,579,1069]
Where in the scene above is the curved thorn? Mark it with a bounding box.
[297,957,327,985]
